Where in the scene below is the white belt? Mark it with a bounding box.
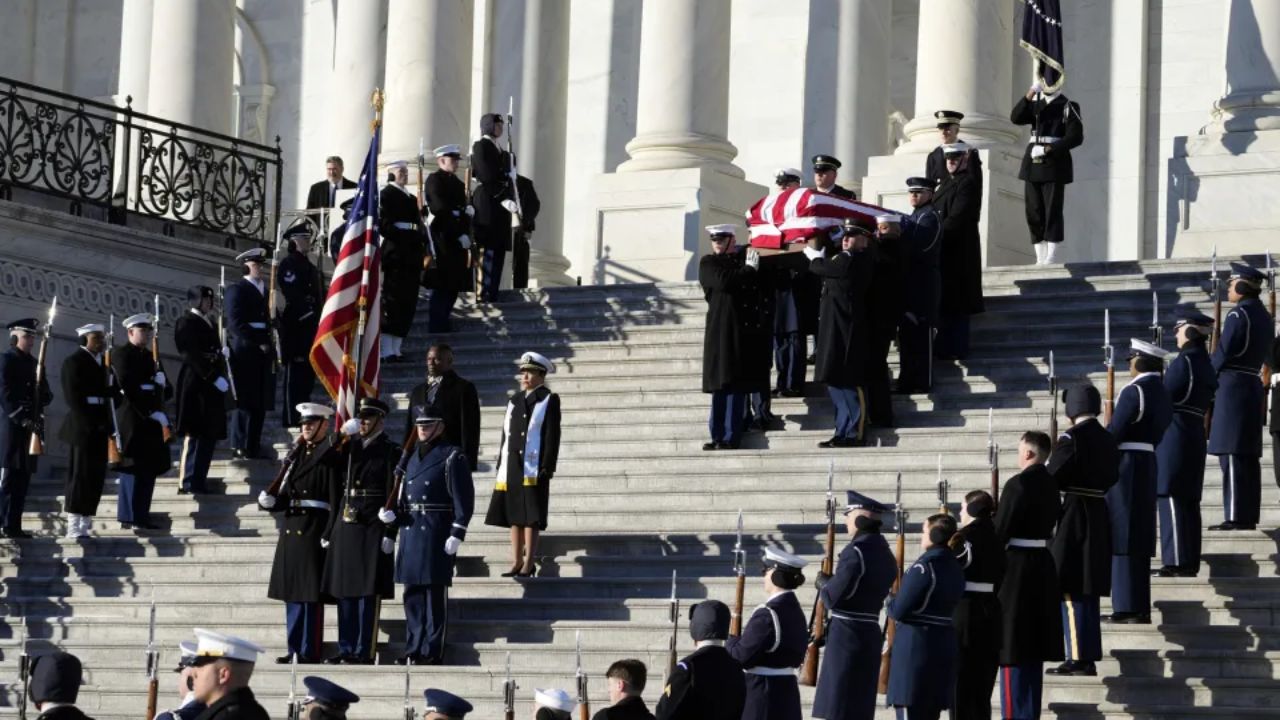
[140,383,156,391]
[1118,442,1155,452]
[743,667,797,677]
[1030,135,1061,144]
[965,581,995,593]
[1007,538,1047,548]
[830,610,881,625]
[85,397,106,405]
[249,322,267,329]
[393,222,420,230]
[1272,375,1280,388]
[290,499,331,511]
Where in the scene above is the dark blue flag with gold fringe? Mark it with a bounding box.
[1020,0,1065,92]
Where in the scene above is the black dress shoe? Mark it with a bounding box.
[325,655,348,665]
[702,442,720,451]
[778,389,804,398]
[394,654,427,666]
[276,655,296,664]
[120,522,134,530]
[817,437,839,449]
[718,441,740,450]
[3,528,31,539]
[343,656,374,665]
[1209,521,1256,531]
[1152,566,1197,578]
[1107,612,1151,625]
[231,449,249,462]
[1046,660,1096,676]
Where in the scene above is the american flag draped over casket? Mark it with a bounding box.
[746,188,892,249]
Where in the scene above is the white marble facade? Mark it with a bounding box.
[3,0,1278,282]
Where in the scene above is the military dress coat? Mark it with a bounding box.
[1108,372,1173,560]
[470,135,515,251]
[111,342,172,477]
[173,310,228,439]
[993,463,1064,664]
[1010,94,1085,185]
[925,141,984,190]
[951,516,1005,660]
[192,686,270,720]
[276,249,322,362]
[699,251,771,394]
[933,168,985,316]
[485,386,560,530]
[903,205,942,325]
[1158,342,1217,498]
[58,347,113,513]
[264,437,341,603]
[322,432,399,599]
[654,643,746,720]
[885,545,965,711]
[1047,418,1120,596]
[395,440,474,587]
[379,183,427,338]
[810,248,873,389]
[1209,297,1272,457]
[422,169,474,293]
[726,590,808,720]
[812,520,897,720]
[0,346,52,472]
[224,277,275,413]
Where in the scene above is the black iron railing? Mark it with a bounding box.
[0,75,283,247]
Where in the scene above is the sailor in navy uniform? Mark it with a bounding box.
[886,514,965,720]
[258,403,340,664]
[27,651,93,720]
[423,689,473,720]
[298,676,360,720]
[897,177,942,394]
[187,628,269,720]
[113,313,173,530]
[1209,263,1274,531]
[1009,83,1084,265]
[655,600,746,720]
[811,155,856,199]
[471,112,518,303]
[1155,310,1218,575]
[952,490,1004,720]
[534,689,576,720]
[379,160,428,362]
[811,491,896,720]
[59,323,111,538]
[1106,339,1173,624]
[392,405,474,665]
[225,248,275,461]
[174,286,229,495]
[0,317,53,538]
[154,641,206,720]
[277,223,322,428]
[422,144,474,333]
[726,547,807,720]
[924,110,984,188]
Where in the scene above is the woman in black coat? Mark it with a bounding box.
[951,490,1004,720]
[806,222,873,447]
[933,144,985,360]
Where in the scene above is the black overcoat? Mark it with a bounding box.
[322,432,399,599]
[1047,418,1120,596]
[699,252,770,394]
[0,346,51,471]
[484,386,560,530]
[470,137,515,250]
[993,464,1064,664]
[224,278,275,413]
[1010,94,1084,184]
[379,184,426,338]
[174,311,228,439]
[58,348,111,447]
[810,249,872,388]
[933,169,984,316]
[276,250,322,362]
[265,437,341,603]
[952,517,1005,661]
[112,342,171,477]
[404,370,481,470]
[422,169,474,293]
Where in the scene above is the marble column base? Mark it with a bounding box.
[587,167,766,283]
[528,247,574,288]
[1165,129,1280,257]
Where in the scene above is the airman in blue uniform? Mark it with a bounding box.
[225,248,276,460]
[726,547,808,720]
[276,224,322,429]
[299,676,360,720]
[896,178,942,395]
[423,689,472,720]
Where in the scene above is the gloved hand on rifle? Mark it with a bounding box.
[444,536,461,556]
[458,234,471,250]
[220,346,231,358]
[154,371,167,386]
[321,538,330,549]
[501,199,520,215]
[814,571,832,591]
[257,490,277,509]
[380,537,395,555]
[339,417,360,436]
[377,508,396,525]
[149,411,169,428]
[213,377,229,393]
[464,205,475,218]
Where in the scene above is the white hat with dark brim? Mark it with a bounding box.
[705,224,737,237]
[874,214,902,224]
[1128,338,1166,360]
[192,628,264,663]
[941,142,971,156]
[534,689,575,713]
[387,160,409,171]
[123,313,155,329]
[433,144,462,158]
[295,403,335,422]
[76,323,105,336]
[518,351,556,375]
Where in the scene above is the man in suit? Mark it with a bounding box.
[403,343,480,470]
[225,248,275,461]
[471,113,519,303]
[306,156,357,211]
[422,144,473,334]
[1010,83,1084,265]
[174,287,229,494]
[277,225,323,426]
[59,323,111,538]
[656,600,745,720]
[512,173,541,290]
[0,317,53,538]
[811,155,856,200]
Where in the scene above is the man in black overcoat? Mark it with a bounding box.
[470,113,519,303]
[113,313,172,530]
[933,143,984,361]
[422,144,473,333]
[379,160,428,362]
[277,225,322,427]
[175,287,229,495]
[0,317,53,538]
[952,490,1004,720]
[403,343,480,470]
[863,213,907,428]
[225,248,275,461]
[59,323,112,538]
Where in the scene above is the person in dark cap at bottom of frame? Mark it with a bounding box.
[299,676,359,720]
[154,641,206,720]
[655,600,745,720]
[951,490,1005,720]
[727,548,807,720]
[28,651,93,720]
[593,660,655,720]
[423,689,473,720]
[189,628,269,720]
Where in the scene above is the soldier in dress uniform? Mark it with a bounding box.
[322,397,399,664]
[933,143,984,362]
[765,168,811,400]
[154,641,206,720]
[225,248,276,461]
[1045,384,1119,676]
[698,225,767,450]
[811,155,856,199]
[1155,310,1218,576]
[897,177,942,394]
[993,431,1063,718]
[59,323,111,538]
[594,660,656,720]
[655,600,745,720]
[952,490,1004,720]
[812,491,896,720]
[512,173,541,290]
[188,628,269,720]
[299,676,360,720]
[1208,263,1273,531]
[257,403,340,664]
[422,144,474,334]
[379,160,429,362]
[0,317,53,538]
[1107,339,1173,624]
[864,213,907,428]
[886,514,965,720]
[806,219,874,448]
[403,343,481,470]
[424,689,474,720]
[924,110,984,188]
[471,113,519,303]
[393,405,474,665]
[278,224,323,427]
[28,651,92,720]
[1010,82,1084,265]
[174,286,230,495]
[113,313,173,531]
[485,352,561,577]
[726,548,807,720]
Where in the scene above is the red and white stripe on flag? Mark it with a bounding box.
[747,188,890,248]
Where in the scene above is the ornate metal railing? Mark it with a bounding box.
[0,75,282,247]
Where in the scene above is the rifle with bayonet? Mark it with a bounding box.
[666,570,679,680]
[1103,309,1115,426]
[800,460,836,687]
[268,233,284,370]
[26,297,55,457]
[987,407,999,504]
[575,631,589,720]
[285,653,300,720]
[505,96,524,233]
[1150,291,1163,347]
[150,294,174,443]
[17,613,28,720]
[877,473,907,694]
[402,657,414,720]
[730,510,746,637]
[1264,251,1275,426]
[217,267,239,403]
[936,455,949,515]
[1210,245,1222,352]
[1048,350,1059,449]
[385,429,419,514]
[417,137,435,271]
[144,595,159,720]
[502,652,516,720]
[106,313,123,465]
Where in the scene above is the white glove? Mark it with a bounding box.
[213,377,229,393]
[149,411,169,427]
[803,247,824,261]
[1030,80,1044,95]
[444,536,461,556]
[258,491,276,509]
[458,234,471,250]
[744,249,760,270]
[464,205,475,218]
[377,508,396,525]
[501,199,520,215]
[220,346,231,358]
[321,538,330,549]
[381,537,395,555]
[340,418,360,436]
[1031,145,1047,160]
[451,210,461,218]
[154,372,167,386]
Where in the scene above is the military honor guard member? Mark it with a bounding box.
[485,352,561,577]
[1209,263,1274,531]
[391,405,474,664]
[1155,310,1218,575]
[806,219,874,448]
[1270,321,1280,492]
[512,173,541,290]
[404,344,481,469]
[225,248,276,461]
[379,160,428,362]
[698,225,767,450]
[27,651,93,720]
[655,600,745,720]
[298,676,360,720]
[897,177,942,394]
[1046,384,1120,676]
[766,168,815,399]
[322,397,399,664]
[952,490,1004,720]
[113,313,173,530]
[174,287,230,495]
[258,403,340,664]
[534,689,576,720]
[1009,82,1084,265]
[277,224,323,427]
[810,155,856,199]
[424,688,474,720]
[924,110,984,188]
[471,112,520,303]
[811,492,897,720]
[422,144,474,333]
[993,431,1063,718]
[726,548,807,720]
[1107,339,1173,624]
[154,641,205,720]
[306,156,357,211]
[59,323,111,538]
[864,213,906,428]
[594,660,656,720]
[188,628,270,720]
[886,514,965,720]
[933,143,985,361]
[0,317,53,538]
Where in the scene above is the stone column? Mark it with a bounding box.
[331,0,386,174]
[146,0,236,134]
[115,0,153,109]
[1213,0,1280,133]
[0,1,38,85]
[833,0,892,193]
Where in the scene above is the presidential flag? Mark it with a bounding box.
[310,126,382,421]
[1020,0,1065,93]
[747,188,891,248]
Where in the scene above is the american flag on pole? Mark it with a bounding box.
[747,188,891,248]
[1020,0,1065,93]
[309,125,382,421]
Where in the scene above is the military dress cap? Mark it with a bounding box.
[283,221,314,240]
[7,318,39,334]
[874,213,902,225]
[1173,308,1215,328]
[934,109,965,126]
[811,154,842,171]
[705,224,737,237]
[236,247,267,264]
[28,651,82,704]
[303,676,360,710]
[296,403,335,423]
[1128,338,1165,360]
[192,628,265,663]
[518,351,556,375]
[187,285,215,303]
[844,490,891,514]
[841,218,873,236]
[775,167,803,182]
[75,323,105,337]
[534,688,575,712]
[1229,262,1265,283]
[414,405,445,425]
[942,142,971,156]
[906,176,935,192]
[423,688,473,718]
[358,397,391,417]
[173,640,198,672]
[387,160,409,171]
[1063,383,1102,418]
[433,144,462,158]
[762,546,808,570]
[123,313,155,329]
[688,599,732,641]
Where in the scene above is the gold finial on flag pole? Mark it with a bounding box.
[370,88,385,131]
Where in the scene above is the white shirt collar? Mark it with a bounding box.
[80,346,101,362]
[362,428,385,447]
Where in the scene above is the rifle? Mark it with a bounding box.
[462,164,474,271]
[218,267,239,402]
[877,473,906,694]
[265,436,308,497]
[285,653,300,720]
[666,570,679,680]
[385,431,419,512]
[402,657,414,720]
[506,96,524,227]
[1210,245,1222,353]
[144,594,158,720]
[1048,350,1059,449]
[936,455,949,515]
[1264,251,1275,426]
[1103,309,1115,426]
[26,296,55,456]
[1150,291,1163,347]
[17,613,28,720]
[502,652,516,720]
[417,137,435,271]
[986,407,999,504]
[800,459,836,687]
[730,510,746,637]
[575,631,589,720]
[268,233,284,369]
[150,294,174,443]
[106,313,123,465]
